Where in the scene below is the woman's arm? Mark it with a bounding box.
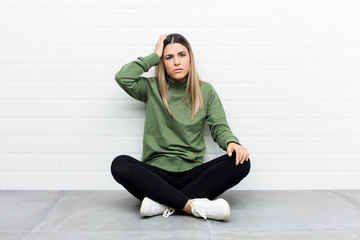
[206,84,240,149]
[114,53,159,102]
[114,35,168,102]
[206,85,249,164]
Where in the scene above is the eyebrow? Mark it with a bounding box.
[164,51,187,57]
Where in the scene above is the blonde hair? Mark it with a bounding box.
[155,33,203,120]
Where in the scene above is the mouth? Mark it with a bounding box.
[173,68,183,73]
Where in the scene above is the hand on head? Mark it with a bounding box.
[154,34,168,59]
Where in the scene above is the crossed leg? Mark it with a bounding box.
[110,154,251,212]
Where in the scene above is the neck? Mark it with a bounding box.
[169,77,187,84]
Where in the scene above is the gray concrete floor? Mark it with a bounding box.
[1,190,360,240]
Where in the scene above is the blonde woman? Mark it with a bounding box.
[111,34,250,220]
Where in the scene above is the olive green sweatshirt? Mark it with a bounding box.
[115,52,240,172]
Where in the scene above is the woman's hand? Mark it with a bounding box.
[227,142,250,165]
[154,34,168,59]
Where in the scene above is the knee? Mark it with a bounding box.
[227,155,251,180]
[241,158,251,178]
[110,155,132,178]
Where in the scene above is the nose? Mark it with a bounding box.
[174,56,180,65]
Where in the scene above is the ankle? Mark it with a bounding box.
[182,199,193,214]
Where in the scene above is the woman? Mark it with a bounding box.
[111,34,250,220]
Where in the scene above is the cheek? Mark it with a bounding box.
[184,58,190,72]
[163,62,171,73]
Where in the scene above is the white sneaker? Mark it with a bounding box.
[189,198,230,220]
[140,197,175,218]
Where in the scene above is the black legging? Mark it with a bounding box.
[111,154,250,211]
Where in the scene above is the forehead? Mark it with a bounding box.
[163,43,188,54]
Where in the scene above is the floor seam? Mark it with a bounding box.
[24,190,66,240]
[331,190,360,213]
[208,220,213,240]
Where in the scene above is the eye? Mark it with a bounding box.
[180,53,186,57]
[165,56,172,60]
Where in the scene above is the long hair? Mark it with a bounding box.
[155,33,203,121]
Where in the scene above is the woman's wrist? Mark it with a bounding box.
[143,52,160,68]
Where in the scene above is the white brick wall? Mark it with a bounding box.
[1,0,360,190]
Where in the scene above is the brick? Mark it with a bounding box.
[39,27,74,45]
[55,9,92,27]
[74,137,142,155]
[91,9,131,27]
[343,84,360,101]
[0,155,23,171]
[127,119,145,137]
[343,120,360,136]
[58,154,114,172]
[93,81,131,101]
[17,9,55,26]
[0,102,3,118]
[0,173,4,190]
[0,27,39,45]
[58,155,94,172]
[76,64,113,82]
[5,137,41,154]
[1,64,39,82]
[5,172,40,189]
[244,137,292,155]
[75,101,145,118]
[325,138,360,154]
[74,0,112,8]
[21,83,57,100]
[5,101,77,118]
[75,28,114,45]
[0,46,21,64]
[57,119,128,136]
[40,137,76,154]
[0,8,19,26]
[39,172,77,189]
[339,155,360,171]
[291,138,327,154]
[0,138,3,153]
[22,119,58,136]
[55,83,96,100]
[246,154,272,172]
[323,173,360,189]
[23,155,58,171]
[304,155,340,172]
[39,64,76,82]
[0,120,21,136]
[229,119,343,138]
[0,0,36,7]
[56,46,93,64]
[272,155,306,172]
[93,154,117,171]
[21,46,56,64]
[37,0,73,8]
[92,46,150,64]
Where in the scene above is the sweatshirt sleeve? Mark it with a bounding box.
[114,52,160,102]
[206,84,241,151]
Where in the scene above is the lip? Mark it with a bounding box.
[173,68,183,73]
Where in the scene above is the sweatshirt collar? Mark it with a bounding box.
[167,76,188,87]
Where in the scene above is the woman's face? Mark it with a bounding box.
[163,43,190,83]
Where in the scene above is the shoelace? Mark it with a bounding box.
[162,208,175,218]
[190,201,211,220]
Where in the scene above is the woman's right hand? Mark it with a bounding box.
[154,34,168,59]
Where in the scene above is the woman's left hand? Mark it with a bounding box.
[227,142,250,165]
